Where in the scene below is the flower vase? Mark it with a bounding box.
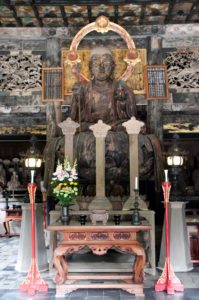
[61,205,70,225]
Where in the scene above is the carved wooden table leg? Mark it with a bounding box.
[3,221,10,236]
[53,245,85,285]
[132,245,146,283]
[54,255,68,285]
[53,246,68,285]
[116,243,146,284]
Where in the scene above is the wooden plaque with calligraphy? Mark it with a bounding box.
[144,65,169,100]
[41,66,64,102]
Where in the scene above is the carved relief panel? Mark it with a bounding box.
[0,52,42,95]
[163,49,199,92]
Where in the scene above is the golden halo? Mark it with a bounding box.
[67,16,140,81]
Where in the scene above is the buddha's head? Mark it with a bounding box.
[89,47,115,82]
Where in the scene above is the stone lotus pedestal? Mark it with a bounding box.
[16,203,48,273]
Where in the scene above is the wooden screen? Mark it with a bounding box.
[41,66,64,102]
[144,65,169,100]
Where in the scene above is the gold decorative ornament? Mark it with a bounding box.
[65,50,81,66]
[95,16,110,33]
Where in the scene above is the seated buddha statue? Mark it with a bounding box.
[69,47,163,196]
[71,47,136,131]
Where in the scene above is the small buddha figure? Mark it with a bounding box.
[0,164,6,187]
[7,171,20,190]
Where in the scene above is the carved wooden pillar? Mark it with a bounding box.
[122,117,146,210]
[147,100,163,142]
[147,35,164,142]
[46,37,62,132]
[58,117,79,165]
[89,120,112,211]
[44,103,58,195]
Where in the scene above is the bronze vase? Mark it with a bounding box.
[61,205,70,225]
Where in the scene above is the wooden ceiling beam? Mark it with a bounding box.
[30,0,43,27]
[185,3,198,23]
[4,0,23,26]
[60,6,68,27]
[2,0,196,6]
[164,0,176,24]
[87,6,92,23]
[114,5,119,23]
[139,4,146,25]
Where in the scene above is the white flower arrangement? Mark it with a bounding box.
[51,159,78,206]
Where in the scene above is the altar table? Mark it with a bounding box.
[1,208,22,237]
[48,221,151,297]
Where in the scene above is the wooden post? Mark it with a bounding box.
[89,120,112,211]
[122,117,147,210]
[58,117,79,165]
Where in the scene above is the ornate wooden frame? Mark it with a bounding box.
[144,65,169,100]
[41,66,64,102]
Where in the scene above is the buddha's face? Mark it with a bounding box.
[90,54,114,81]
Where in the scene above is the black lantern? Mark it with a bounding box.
[24,136,42,183]
[167,140,184,168]
[166,134,185,200]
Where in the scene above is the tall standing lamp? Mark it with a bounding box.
[19,136,48,295]
[158,134,193,272]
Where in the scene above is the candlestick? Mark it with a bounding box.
[131,188,141,225]
[19,183,48,295]
[164,169,169,182]
[135,176,138,190]
[155,181,184,294]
